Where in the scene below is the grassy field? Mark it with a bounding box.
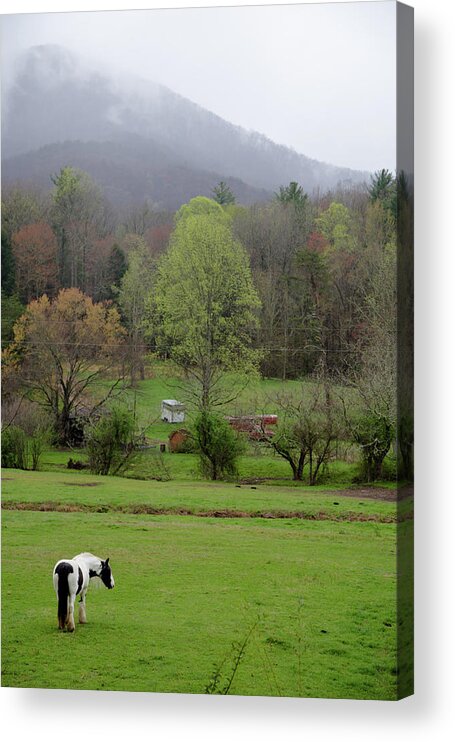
[2,509,399,698]
[1,365,406,698]
[97,369,349,443]
[1,467,411,699]
[35,446,362,487]
[2,469,404,520]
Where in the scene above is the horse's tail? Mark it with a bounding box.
[54,562,73,629]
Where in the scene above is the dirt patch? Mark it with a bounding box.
[1,500,405,523]
[2,501,85,513]
[60,482,101,487]
[233,482,412,502]
[331,485,413,502]
[332,487,397,501]
[238,477,269,485]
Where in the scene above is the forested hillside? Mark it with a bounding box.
[2,45,367,209]
[2,167,398,379]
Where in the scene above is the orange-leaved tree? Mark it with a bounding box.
[12,222,59,303]
[8,288,127,444]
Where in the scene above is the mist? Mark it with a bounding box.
[1,1,396,173]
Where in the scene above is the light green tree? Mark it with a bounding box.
[51,166,105,290]
[117,240,155,384]
[152,197,261,410]
[1,187,46,241]
[316,201,354,252]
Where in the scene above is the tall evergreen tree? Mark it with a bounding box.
[212,181,236,206]
[368,169,397,219]
[275,181,308,209]
[107,244,128,296]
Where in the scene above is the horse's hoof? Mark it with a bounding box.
[67,626,75,633]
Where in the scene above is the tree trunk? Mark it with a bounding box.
[291,460,303,481]
[297,450,306,480]
[57,408,72,446]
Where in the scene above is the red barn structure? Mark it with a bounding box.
[226,415,277,440]
[168,428,190,453]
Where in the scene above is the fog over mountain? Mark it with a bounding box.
[2,45,369,209]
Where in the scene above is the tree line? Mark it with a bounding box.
[2,167,410,481]
[2,167,396,378]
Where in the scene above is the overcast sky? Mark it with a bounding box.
[1,1,396,172]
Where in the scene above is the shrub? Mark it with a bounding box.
[1,426,28,469]
[172,432,197,454]
[28,428,51,470]
[86,407,137,476]
[381,452,398,481]
[1,424,48,470]
[193,412,245,481]
[353,412,393,483]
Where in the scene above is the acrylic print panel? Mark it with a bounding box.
[0,1,413,700]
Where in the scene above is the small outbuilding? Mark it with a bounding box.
[161,399,185,423]
[168,429,190,453]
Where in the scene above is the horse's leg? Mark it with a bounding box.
[53,572,63,629]
[66,591,76,632]
[79,589,87,624]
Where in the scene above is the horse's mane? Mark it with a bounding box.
[75,552,101,561]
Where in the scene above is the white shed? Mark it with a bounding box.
[161,399,185,423]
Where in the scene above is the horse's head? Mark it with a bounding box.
[99,558,115,589]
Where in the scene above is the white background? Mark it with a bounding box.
[1,1,454,740]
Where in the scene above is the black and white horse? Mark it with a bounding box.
[53,552,115,632]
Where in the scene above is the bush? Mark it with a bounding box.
[353,412,393,482]
[1,424,49,470]
[380,452,398,481]
[172,432,197,454]
[86,408,137,476]
[193,412,245,481]
[29,431,47,470]
[1,426,28,469]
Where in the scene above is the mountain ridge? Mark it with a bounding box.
[2,44,369,209]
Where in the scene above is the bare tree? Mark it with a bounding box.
[340,242,397,481]
[261,375,343,484]
[116,240,155,385]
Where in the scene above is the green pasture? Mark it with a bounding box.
[1,469,401,521]
[96,370,346,443]
[2,506,401,699]
[39,446,364,488]
[1,363,409,699]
